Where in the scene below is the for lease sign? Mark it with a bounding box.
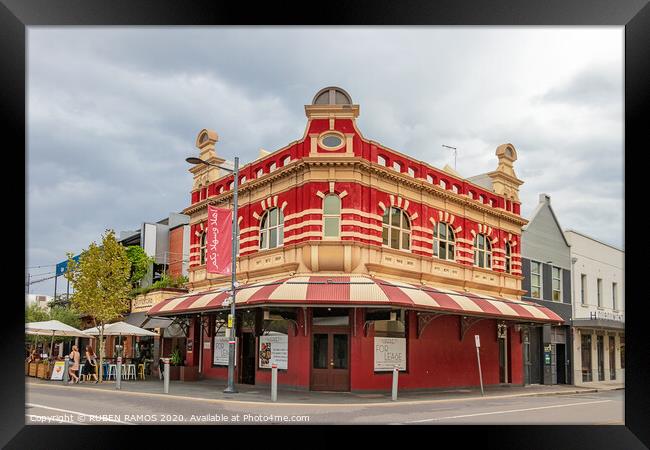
[374,337,406,371]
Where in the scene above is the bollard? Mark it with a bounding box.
[63,356,70,384]
[116,357,122,390]
[271,364,278,402]
[392,366,399,401]
[163,358,170,394]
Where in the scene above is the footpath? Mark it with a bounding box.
[26,377,624,406]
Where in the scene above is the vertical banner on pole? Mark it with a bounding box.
[206,205,233,275]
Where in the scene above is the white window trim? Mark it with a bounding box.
[473,234,492,270]
[552,266,562,302]
[199,232,206,265]
[580,274,587,305]
[612,282,618,311]
[597,278,603,308]
[381,207,411,252]
[530,260,542,299]
[259,208,284,251]
[433,222,456,261]
[322,194,341,240]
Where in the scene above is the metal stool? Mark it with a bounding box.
[137,364,145,380]
[107,364,117,380]
[125,364,136,380]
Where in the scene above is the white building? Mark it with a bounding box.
[25,294,52,310]
[565,230,624,385]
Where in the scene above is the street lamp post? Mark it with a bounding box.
[186,156,239,394]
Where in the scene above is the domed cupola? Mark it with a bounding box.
[305,86,360,120]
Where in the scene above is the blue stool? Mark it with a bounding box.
[102,363,109,380]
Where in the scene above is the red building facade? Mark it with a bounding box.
[148,87,562,391]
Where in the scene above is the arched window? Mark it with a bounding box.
[257,168,264,178]
[433,222,455,261]
[377,155,387,166]
[200,232,207,265]
[504,242,512,273]
[323,194,341,238]
[474,234,492,269]
[259,207,284,250]
[269,162,277,172]
[393,161,402,172]
[452,185,459,194]
[426,174,434,184]
[407,167,415,177]
[382,207,410,251]
[440,179,447,190]
[283,156,291,166]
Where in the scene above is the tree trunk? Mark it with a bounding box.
[98,324,104,383]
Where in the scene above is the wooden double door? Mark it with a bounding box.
[310,327,350,391]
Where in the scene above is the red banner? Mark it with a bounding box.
[206,205,232,275]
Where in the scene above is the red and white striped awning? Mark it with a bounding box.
[147,275,563,324]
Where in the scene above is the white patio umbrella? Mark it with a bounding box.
[25,320,89,357]
[83,321,158,358]
[83,321,159,337]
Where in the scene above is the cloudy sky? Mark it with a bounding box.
[26,27,623,295]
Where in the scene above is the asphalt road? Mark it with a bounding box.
[25,383,623,425]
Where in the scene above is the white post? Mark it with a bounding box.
[475,334,484,396]
[163,358,170,394]
[63,355,70,384]
[271,364,278,402]
[116,356,122,390]
[391,366,399,401]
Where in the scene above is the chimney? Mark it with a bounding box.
[539,193,551,204]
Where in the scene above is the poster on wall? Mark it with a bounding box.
[258,334,288,370]
[50,361,66,380]
[374,337,407,371]
[213,336,237,366]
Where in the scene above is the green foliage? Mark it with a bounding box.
[49,305,82,330]
[25,303,49,323]
[64,229,132,381]
[129,274,189,297]
[170,348,183,366]
[126,246,154,285]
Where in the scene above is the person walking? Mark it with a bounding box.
[68,345,80,384]
[81,345,98,383]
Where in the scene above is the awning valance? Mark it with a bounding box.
[146,276,564,324]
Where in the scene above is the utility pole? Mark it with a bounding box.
[442,145,457,171]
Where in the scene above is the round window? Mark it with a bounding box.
[321,134,343,149]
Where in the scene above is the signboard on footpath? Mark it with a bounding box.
[213,336,237,366]
[259,334,288,370]
[50,361,66,380]
[374,337,406,371]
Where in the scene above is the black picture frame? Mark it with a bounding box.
[4,0,648,447]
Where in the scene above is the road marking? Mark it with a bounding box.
[401,400,612,423]
[26,403,133,424]
[26,382,608,408]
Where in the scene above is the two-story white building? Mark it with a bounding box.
[565,230,624,385]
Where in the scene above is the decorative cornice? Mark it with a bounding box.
[183,157,528,226]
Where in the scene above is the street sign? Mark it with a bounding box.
[56,255,81,276]
[227,314,234,328]
[474,334,481,348]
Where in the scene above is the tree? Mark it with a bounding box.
[126,245,154,287]
[65,229,132,382]
[25,303,49,350]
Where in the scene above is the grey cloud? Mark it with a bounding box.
[26,27,624,295]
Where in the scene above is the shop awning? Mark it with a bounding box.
[147,276,563,324]
[123,311,148,328]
